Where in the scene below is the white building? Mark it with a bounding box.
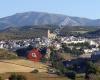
[61,36,87,44]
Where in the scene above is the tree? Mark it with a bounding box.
[57,62,67,75]
[98,45,100,49]
[85,61,97,79]
[61,43,71,53]
[41,57,48,63]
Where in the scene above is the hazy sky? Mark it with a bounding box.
[0,0,100,19]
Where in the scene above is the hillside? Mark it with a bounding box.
[0,11,100,30]
[84,29,100,38]
[0,25,98,40]
[0,25,55,40]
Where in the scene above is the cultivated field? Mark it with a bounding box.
[0,59,47,73]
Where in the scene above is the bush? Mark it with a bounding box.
[0,49,18,59]
[0,76,2,80]
[65,71,76,80]
[31,69,39,73]
[17,75,26,80]
[9,74,26,80]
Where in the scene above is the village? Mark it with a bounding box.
[0,28,100,80]
[0,29,100,60]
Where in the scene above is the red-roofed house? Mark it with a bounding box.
[27,48,42,62]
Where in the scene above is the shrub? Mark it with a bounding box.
[65,71,76,80]
[31,69,39,73]
[17,75,26,80]
[0,49,18,59]
[9,74,26,80]
[0,76,2,80]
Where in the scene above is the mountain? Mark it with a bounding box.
[0,11,100,30]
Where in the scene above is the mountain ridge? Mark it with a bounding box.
[0,11,100,30]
